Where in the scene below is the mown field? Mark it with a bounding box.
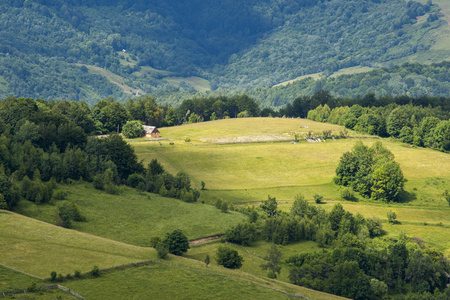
[132,118,450,256]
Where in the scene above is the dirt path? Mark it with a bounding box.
[189,234,224,246]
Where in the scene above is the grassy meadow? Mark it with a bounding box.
[2,117,449,299]
[0,209,342,300]
[133,118,450,256]
[16,184,247,246]
[0,211,156,278]
[64,254,346,300]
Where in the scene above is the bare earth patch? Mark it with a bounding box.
[198,133,293,144]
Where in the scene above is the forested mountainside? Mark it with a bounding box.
[0,0,449,103]
[154,61,450,108]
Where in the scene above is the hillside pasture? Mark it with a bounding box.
[0,211,156,278]
[17,184,247,246]
[132,118,450,254]
[133,126,450,206]
[64,254,346,300]
[150,117,357,142]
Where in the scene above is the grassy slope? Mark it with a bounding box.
[64,254,346,300]
[0,210,156,278]
[0,211,340,300]
[165,76,211,92]
[0,266,77,299]
[134,118,450,256]
[0,212,343,300]
[17,184,247,245]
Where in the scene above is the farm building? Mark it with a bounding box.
[143,125,160,138]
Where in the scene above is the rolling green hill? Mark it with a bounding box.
[2,117,450,299]
[16,184,247,245]
[0,210,345,300]
[1,0,449,103]
[133,118,450,257]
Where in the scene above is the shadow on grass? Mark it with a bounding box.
[397,190,417,203]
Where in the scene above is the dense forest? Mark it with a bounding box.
[154,61,450,108]
[0,96,202,213]
[0,0,448,102]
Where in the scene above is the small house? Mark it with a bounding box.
[143,125,160,138]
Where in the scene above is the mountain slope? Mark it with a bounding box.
[0,0,449,103]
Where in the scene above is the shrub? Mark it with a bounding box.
[322,130,332,139]
[341,188,357,201]
[105,183,122,195]
[156,242,169,259]
[444,190,450,206]
[56,201,85,228]
[313,194,323,204]
[50,271,57,281]
[150,236,161,247]
[387,210,397,224]
[225,222,257,246]
[27,282,37,292]
[367,218,384,237]
[52,190,68,200]
[74,270,81,278]
[162,229,190,256]
[221,201,229,213]
[91,265,100,277]
[216,246,244,269]
[248,209,258,223]
[215,198,223,209]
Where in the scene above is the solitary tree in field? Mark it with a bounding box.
[260,244,283,278]
[216,246,244,269]
[162,229,190,256]
[387,210,397,224]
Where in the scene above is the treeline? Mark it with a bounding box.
[224,195,450,299]
[307,94,450,151]
[287,241,450,300]
[0,96,199,213]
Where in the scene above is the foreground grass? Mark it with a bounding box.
[0,290,77,300]
[64,254,346,300]
[0,211,156,278]
[17,183,246,246]
[0,265,39,292]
